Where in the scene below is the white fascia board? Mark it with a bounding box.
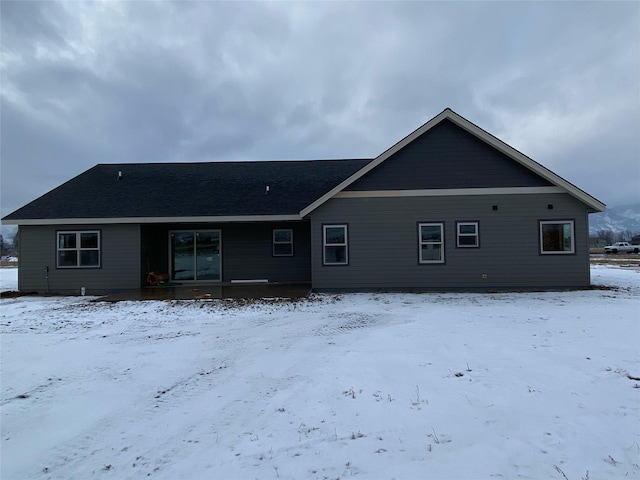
[301,108,605,216]
[333,186,566,198]
[4,214,302,226]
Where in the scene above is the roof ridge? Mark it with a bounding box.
[95,158,374,167]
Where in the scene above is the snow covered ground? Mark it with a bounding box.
[1,266,638,479]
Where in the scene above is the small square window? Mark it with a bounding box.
[457,222,479,248]
[540,220,575,254]
[273,229,293,256]
[323,225,348,265]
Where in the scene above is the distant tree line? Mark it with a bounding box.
[592,229,640,245]
[0,231,19,259]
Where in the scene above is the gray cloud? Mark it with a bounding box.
[1,0,638,236]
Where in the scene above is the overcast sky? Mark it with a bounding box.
[1,1,639,235]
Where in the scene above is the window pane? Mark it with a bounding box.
[541,222,573,253]
[420,225,441,242]
[196,231,220,281]
[542,224,561,251]
[421,244,442,261]
[325,246,347,264]
[274,230,292,243]
[80,250,100,266]
[274,244,293,256]
[80,232,99,249]
[542,224,560,251]
[562,224,573,250]
[172,232,195,280]
[58,251,78,266]
[196,231,220,254]
[458,236,478,246]
[325,227,345,244]
[459,224,476,235]
[59,233,76,249]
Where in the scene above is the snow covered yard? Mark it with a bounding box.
[1,266,638,480]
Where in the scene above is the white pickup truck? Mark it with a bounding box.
[603,242,640,254]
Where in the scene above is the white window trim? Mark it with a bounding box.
[57,230,101,268]
[457,221,479,248]
[323,224,348,265]
[539,220,575,254]
[418,222,444,264]
[273,229,294,257]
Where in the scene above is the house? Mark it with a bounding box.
[2,108,605,294]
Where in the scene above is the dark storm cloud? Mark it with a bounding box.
[1,0,638,231]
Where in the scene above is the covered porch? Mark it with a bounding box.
[140,221,312,287]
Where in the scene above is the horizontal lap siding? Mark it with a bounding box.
[222,222,311,282]
[310,194,590,290]
[19,224,141,294]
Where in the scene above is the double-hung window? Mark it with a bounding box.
[540,220,575,254]
[457,222,479,248]
[273,229,293,256]
[323,224,348,265]
[57,231,101,268]
[418,223,444,263]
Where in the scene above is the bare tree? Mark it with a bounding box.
[595,229,615,245]
[12,230,19,257]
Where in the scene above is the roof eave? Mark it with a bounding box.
[2,214,303,226]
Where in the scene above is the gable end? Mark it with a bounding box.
[300,109,605,216]
[345,119,554,191]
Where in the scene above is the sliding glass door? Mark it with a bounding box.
[170,230,221,281]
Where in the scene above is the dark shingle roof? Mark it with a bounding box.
[3,159,372,221]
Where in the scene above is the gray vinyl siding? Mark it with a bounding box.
[346,120,553,191]
[310,193,591,291]
[222,222,311,282]
[18,224,141,294]
[141,222,311,284]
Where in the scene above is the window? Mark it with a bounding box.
[273,229,293,256]
[540,220,575,254]
[57,231,101,268]
[418,223,444,263]
[323,224,348,265]
[170,230,221,281]
[457,222,479,248]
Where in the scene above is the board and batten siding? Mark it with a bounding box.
[18,224,141,294]
[310,193,591,291]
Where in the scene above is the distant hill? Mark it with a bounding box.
[589,203,640,235]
